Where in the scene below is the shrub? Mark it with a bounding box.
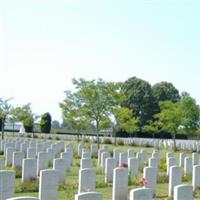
[83,138,90,143]
[40,112,52,133]
[55,136,60,140]
[102,138,112,144]
[117,139,124,146]
[33,135,38,139]
[15,167,22,178]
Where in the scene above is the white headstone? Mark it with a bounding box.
[169,166,182,197]
[105,158,117,183]
[22,158,37,182]
[37,152,49,175]
[6,197,39,200]
[38,169,59,200]
[12,151,25,168]
[174,184,193,200]
[75,192,102,200]
[143,167,157,192]
[192,165,200,190]
[130,188,154,200]
[78,168,96,193]
[0,170,15,200]
[53,158,66,184]
[112,167,128,200]
[0,158,5,170]
[184,157,192,175]
[27,148,37,159]
[81,158,92,169]
[128,157,138,177]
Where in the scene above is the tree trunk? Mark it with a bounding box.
[173,133,177,151]
[1,117,5,140]
[96,120,100,149]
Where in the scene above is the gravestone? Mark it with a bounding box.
[78,168,96,193]
[75,192,102,200]
[6,197,39,200]
[53,158,66,184]
[179,153,185,167]
[37,152,49,175]
[22,158,37,182]
[184,157,192,175]
[169,166,182,197]
[27,148,37,159]
[119,152,128,165]
[130,188,154,200]
[174,184,193,200]
[105,158,117,183]
[0,170,15,200]
[38,169,59,200]
[81,158,92,169]
[0,158,5,170]
[12,152,25,168]
[128,157,138,177]
[112,167,128,200]
[167,157,176,175]
[192,165,200,190]
[5,147,15,166]
[143,167,157,192]
[101,152,110,169]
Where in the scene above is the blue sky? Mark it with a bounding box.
[0,0,200,122]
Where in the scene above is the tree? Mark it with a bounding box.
[152,81,180,114]
[155,96,200,150]
[154,101,181,150]
[60,78,114,148]
[60,90,90,138]
[0,98,13,139]
[152,81,180,103]
[122,76,153,129]
[40,112,52,133]
[51,120,60,130]
[10,104,35,133]
[179,94,200,134]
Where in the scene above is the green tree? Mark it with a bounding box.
[152,81,180,103]
[122,76,153,129]
[60,90,90,134]
[152,81,180,115]
[0,98,13,139]
[155,96,200,150]
[40,112,52,133]
[10,104,35,133]
[51,120,60,130]
[60,78,114,148]
[179,94,200,134]
[154,101,181,150]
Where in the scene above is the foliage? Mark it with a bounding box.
[51,120,60,129]
[60,78,116,148]
[122,76,154,128]
[152,81,180,114]
[10,104,36,133]
[0,97,13,139]
[40,112,52,133]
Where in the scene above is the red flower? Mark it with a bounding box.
[139,177,148,186]
[119,163,128,168]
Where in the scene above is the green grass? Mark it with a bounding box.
[2,136,200,200]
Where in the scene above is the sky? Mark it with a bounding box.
[0,0,200,122]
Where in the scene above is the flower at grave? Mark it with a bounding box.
[83,187,92,192]
[119,163,128,168]
[139,176,148,186]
